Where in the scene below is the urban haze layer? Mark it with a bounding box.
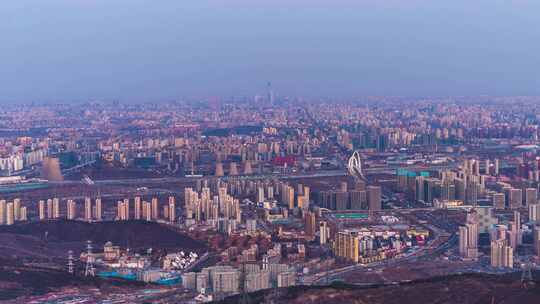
[1,96,540,303]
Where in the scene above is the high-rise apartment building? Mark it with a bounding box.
[85,197,92,222]
[367,186,382,211]
[134,196,141,220]
[67,199,76,220]
[0,200,5,225]
[95,197,102,221]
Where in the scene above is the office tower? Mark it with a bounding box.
[6,202,14,225]
[151,197,159,219]
[47,199,53,219]
[134,196,141,220]
[304,211,316,237]
[334,230,359,263]
[492,193,505,209]
[67,199,76,220]
[85,197,92,222]
[525,188,537,206]
[0,200,5,225]
[169,196,176,223]
[319,221,329,245]
[95,197,102,221]
[53,198,60,218]
[509,188,522,209]
[39,200,46,220]
[494,159,499,175]
[13,198,20,221]
[367,186,382,211]
[485,159,490,175]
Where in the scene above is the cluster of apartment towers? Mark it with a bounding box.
[22,196,177,223]
[0,199,28,225]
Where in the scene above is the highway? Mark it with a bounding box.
[49,163,456,187]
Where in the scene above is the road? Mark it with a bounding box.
[50,163,456,187]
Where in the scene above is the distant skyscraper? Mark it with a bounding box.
[267,81,274,104]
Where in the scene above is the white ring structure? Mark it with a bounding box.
[348,150,365,180]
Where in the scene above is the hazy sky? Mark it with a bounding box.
[1,0,540,102]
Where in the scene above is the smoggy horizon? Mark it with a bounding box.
[2,0,540,103]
